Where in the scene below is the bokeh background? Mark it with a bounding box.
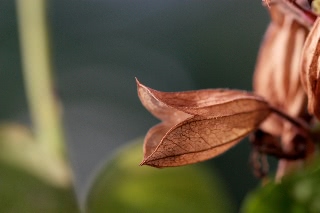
[1,0,270,210]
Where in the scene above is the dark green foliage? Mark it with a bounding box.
[0,163,79,213]
[86,140,236,213]
[242,160,320,213]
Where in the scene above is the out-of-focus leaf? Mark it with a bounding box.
[85,139,236,213]
[0,123,72,187]
[137,79,271,168]
[0,123,79,212]
[241,159,320,213]
[0,162,79,213]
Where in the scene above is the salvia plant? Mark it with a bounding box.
[137,1,320,211]
[138,0,320,180]
[5,0,320,212]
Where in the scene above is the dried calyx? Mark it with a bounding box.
[136,78,313,171]
[137,78,272,168]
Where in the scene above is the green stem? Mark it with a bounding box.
[16,0,65,158]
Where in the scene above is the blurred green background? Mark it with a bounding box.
[1,0,269,211]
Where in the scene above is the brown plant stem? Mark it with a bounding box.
[270,107,315,181]
[270,106,309,135]
[266,0,316,28]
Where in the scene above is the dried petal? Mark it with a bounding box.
[300,18,320,119]
[271,0,315,28]
[137,80,271,167]
[254,6,308,135]
[136,78,191,124]
[141,110,270,167]
[137,78,269,118]
[143,123,171,158]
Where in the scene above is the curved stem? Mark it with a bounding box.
[270,106,310,135]
[16,0,65,157]
[270,106,315,181]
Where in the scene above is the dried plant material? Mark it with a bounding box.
[251,128,310,160]
[254,6,308,135]
[270,0,316,28]
[136,0,319,179]
[273,111,315,180]
[254,4,313,180]
[137,79,271,168]
[300,18,320,119]
[137,80,191,124]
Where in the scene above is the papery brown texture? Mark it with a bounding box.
[253,5,309,136]
[272,0,316,28]
[300,18,320,119]
[137,79,271,168]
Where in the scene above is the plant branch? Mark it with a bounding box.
[270,106,310,135]
[16,0,66,158]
